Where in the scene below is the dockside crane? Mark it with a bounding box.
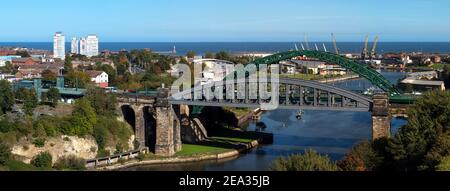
[362,35,369,59]
[295,44,299,51]
[300,43,305,51]
[331,33,339,54]
[322,43,328,52]
[315,43,319,51]
[370,36,379,59]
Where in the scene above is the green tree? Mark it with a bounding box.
[0,143,11,165]
[186,50,196,58]
[0,61,15,74]
[23,89,39,116]
[31,152,53,168]
[85,87,117,116]
[47,87,60,107]
[69,98,97,136]
[42,69,57,82]
[15,50,30,57]
[53,155,86,170]
[215,51,231,60]
[64,54,73,73]
[205,52,215,59]
[65,70,91,88]
[442,65,450,89]
[271,150,339,171]
[0,80,14,114]
[386,90,450,171]
[338,140,383,171]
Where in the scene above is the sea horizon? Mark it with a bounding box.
[2,41,450,55]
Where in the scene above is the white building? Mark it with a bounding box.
[85,70,109,88]
[79,37,87,55]
[71,37,79,54]
[53,32,65,60]
[85,35,99,57]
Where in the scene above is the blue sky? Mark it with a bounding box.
[1,0,449,42]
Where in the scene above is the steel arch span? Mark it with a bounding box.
[247,50,400,95]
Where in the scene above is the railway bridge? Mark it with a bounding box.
[115,50,412,157]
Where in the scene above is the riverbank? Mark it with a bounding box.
[94,138,264,171]
[316,74,360,83]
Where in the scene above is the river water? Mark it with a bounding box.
[127,71,409,171]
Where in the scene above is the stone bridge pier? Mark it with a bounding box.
[117,88,182,157]
[372,93,391,140]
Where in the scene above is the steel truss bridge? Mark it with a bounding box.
[169,50,413,113]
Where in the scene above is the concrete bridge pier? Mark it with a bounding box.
[372,93,391,140]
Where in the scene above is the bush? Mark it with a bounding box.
[0,143,11,165]
[337,140,383,171]
[0,119,16,133]
[97,149,110,158]
[54,155,86,170]
[33,138,46,148]
[31,152,53,168]
[94,116,133,153]
[271,150,339,171]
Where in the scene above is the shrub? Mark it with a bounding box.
[53,155,86,170]
[97,149,110,158]
[133,139,140,150]
[271,150,339,171]
[0,143,11,165]
[0,119,16,133]
[31,152,53,168]
[33,138,46,148]
[337,140,383,171]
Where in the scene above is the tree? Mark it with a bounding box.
[47,87,60,107]
[69,98,97,136]
[64,54,73,73]
[15,50,30,57]
[23,89,39,116]
[0,61,15,74]
[65,70,91,88]
[85,87,117,116]
[271,150,339,171]
[215,51,231,60]
[205,52,215,59]
[42,69,57,82]
[186,51,196,58]
[31,152,53,168]
[116,62,128,76]
[386,90,450,171]
[0,80,14,114]
[338,140,383,171]
[0,143,11,165]
[442,65,450,89]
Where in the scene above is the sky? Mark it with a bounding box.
[0,0,449,42]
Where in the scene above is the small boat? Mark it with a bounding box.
[296,109,304,120]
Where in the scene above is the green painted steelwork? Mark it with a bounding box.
[190,50,403,115]
[250,50,400,95]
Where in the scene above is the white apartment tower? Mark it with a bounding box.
[85,35,99,57]
[71,37,79,54]
[79,37,87,55]
[53,32,65,60]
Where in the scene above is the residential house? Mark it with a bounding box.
[85,70,109,88]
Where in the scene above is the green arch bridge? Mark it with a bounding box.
[190,50,416,115]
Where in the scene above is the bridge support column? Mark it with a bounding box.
[154,88,178,156]
[372,93,391,140]
[132,105,146,148]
